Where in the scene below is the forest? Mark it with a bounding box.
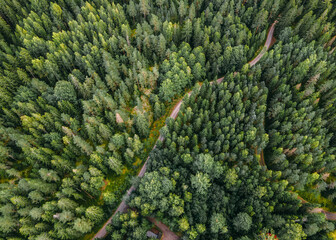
[0,0,336,240]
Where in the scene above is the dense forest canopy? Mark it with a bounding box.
[0,0,336,240]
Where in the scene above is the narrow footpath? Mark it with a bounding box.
[92,21,278,239]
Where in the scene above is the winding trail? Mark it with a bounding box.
[249,21,277,67]
[92,22,278,240]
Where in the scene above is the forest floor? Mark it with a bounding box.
[91,21,282,239]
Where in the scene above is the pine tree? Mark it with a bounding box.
[107,156,123,175]
[128,1,137,21]
[140,0,150,18]
[73,217,93,234]
[135,114,150,138]
[182,19,192,42]
[85,206,104,222]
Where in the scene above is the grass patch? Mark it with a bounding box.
[328,229,336,239]
[83,231,96,240]
[142,97,181,156]
[132,157,142,167]
[251,44,266,59]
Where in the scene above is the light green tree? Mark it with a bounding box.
[73,217,93,234]
[85,206,104,222]
[190,172,211,195]
[233,212,252,232]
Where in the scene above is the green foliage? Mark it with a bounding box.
[233,212,252,232]
[119,51,336,238]
[73,217,93,234]
[210,213,228,234]
[107,210,152,240]
[85,206,104,222]
[190,172,211,195]
[0,0,336,239]
[135,114,150,138]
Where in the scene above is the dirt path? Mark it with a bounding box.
[249,21,277,67]
[259,150,265,166]
[148,217,180,240]
[308,205,336,220]
[92,21,278,239]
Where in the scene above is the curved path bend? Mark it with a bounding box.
[92,22,278,239]
[296,194,336,220]
[249,21,277,67]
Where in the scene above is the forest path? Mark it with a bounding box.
[92,21,277,239]
[148,217,180,240]
[249,21,278,67]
